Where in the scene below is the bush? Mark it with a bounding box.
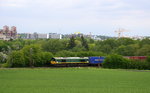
[127,60,149,70]
[6,44,54,67]
[103,54,150,70]
[146,56,150,63]
[7,51,25,67]
[0,52,7,63]
[1,63,11,68]
[22,44,42,67]
[34,52,53,66]
[102,54,130,69]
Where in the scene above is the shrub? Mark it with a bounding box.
[1,63,11,68]
[127,60,149,70]
[34,52,53,66]
[102,54,130,69]
[22,44,42,67]
[6,44,54,67]
[7,51,25,67]
[103,54,150,70]
[146,56,150,63]
[0,52,7,63]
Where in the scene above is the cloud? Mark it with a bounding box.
[0,0,150,36]
[0,0,127,9]
[0,0,27,7]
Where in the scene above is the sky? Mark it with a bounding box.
[0,0,150,36]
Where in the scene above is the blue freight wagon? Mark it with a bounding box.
[89,57,105,64]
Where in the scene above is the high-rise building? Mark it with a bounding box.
[0,25,17,40]
[11,26,17,37]
[49,33,62,39]
[3,25,9,31]
[3,25,9,35]
[38,33,48,39]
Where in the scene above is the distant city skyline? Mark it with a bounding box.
[0,0,150,36]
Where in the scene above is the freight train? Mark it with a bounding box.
[50,56,147,66]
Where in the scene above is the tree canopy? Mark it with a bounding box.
[0,37,150,67]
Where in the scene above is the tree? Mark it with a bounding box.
[117,38,135,46]
[0,52,7,63]
[76,51,105,57]
[102,39,117,49]
[139,38,150,47]
[100,44,112,54]
[6,44,54,67]
[55,50,76,57]
[81,35,89,51]
[7,51,25,67]
[95,39,117,54]
[71,46,85,52]
[0,40,8,53]
[88,44,96,51]
[71,39,85,52]
[41,52,53,64]
[136,45,150,56]
[22,44,42,66]
[67,36,76,49]
[88,38,95,44]
[102,54,129,69]
[115,44,139,56]
[35,52,53,66]
[42,39,65,54]
[11,41,23,50]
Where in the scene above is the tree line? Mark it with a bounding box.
[0,36,150,67]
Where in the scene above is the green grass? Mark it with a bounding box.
[0,68,150,93]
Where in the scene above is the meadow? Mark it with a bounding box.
[0,68,150,93]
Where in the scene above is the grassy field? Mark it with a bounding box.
[0,68,150,93]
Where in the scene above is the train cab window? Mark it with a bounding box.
[80,59,85,62]
[62,59,66,62]
[56,59,61,62]
[51,58,56,61]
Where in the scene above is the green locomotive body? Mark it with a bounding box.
[51,57,89,65]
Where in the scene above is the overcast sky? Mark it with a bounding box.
[0,0,150,36]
